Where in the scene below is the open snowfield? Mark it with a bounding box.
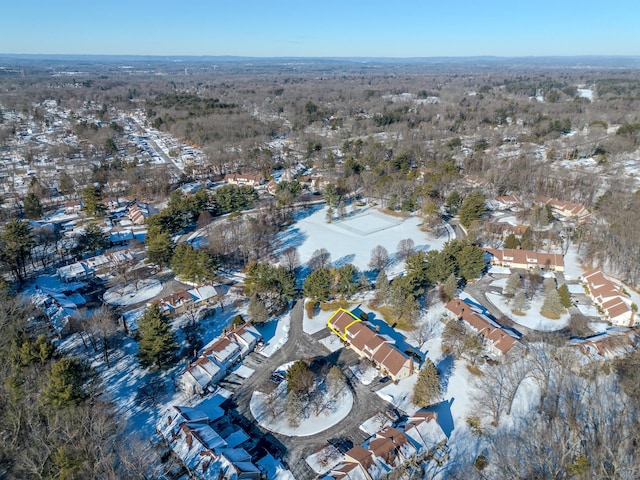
[103,279,162,306]
[487,292,570,331]
[283,205,448,278]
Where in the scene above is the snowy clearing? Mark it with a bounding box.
[487,292,570,331]
[250,380,353,437]
[285,205,449,279]
[303,303,336,334]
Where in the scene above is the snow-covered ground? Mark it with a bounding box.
[488,265,511,275]
[376,375,420,415]
[487,292,570,331]
[318,334,343,352]
[103,279,162,306]
[563,245,588,281]
[303,303,335,334]
[250,379,354,437]
[256,313,291,357]
[284,205,448,279]
[349,363,378,385]
[359,412,393,436]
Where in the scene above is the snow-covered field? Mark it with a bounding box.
[284,205,448,278]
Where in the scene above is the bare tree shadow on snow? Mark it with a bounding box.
[277,227,307,251]
[333,254,355,267]
[436,354,455,393]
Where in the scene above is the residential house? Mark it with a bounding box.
[56,249,134,282]
[159,406,261,480]
[322,411,446,480]
[126,202,148,225]
[151,284,223,315]
[444,299,520,356]
[581,269,636,326]
[537,195,590,221]
[102,196,121,211]
[570,328,640,361]
[223,173,265,187]
[328,309,413,381]
[487,194,522,211]
[64,200,83,214]
[402,411,447,456]
[483,222,528,241]
[178,323,262,395]
[265,180,278,196]
[150,290,194,314]
[485,248,564,272]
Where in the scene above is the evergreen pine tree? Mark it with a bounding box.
[558,283,572,308]
[23,192,43,219]
[504,272,522,298]
[542,288,564,317]
[413,359,440,407]
[443,273,458,301]
[503,233,520,249]
[137,304,177,368]
[512,291,528,312]
[42,357,91,407]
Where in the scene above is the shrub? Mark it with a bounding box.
[305,301,317,319]
[475,455,488,471]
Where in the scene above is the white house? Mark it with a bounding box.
[581,269,636,326]
[159,406,261,480]
[178,323,262,395]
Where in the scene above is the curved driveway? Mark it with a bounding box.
[233,299,391,480]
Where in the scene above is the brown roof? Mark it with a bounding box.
[368,437,396,464]
[485,248,564,269]
[345,445,374,470]
[329,309,361,334]
[445,299,517,354]
[538,195,589,217]
[377,426,410,447]
[160,290,193,307]
[204,337,233,356]
[373,343,412,376]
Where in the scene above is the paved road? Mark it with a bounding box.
[232,300,393,480]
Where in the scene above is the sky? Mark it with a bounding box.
[3,0,639,58]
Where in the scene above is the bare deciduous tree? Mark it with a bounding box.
[309,248,331,271]
[368,245,390,271]
[397,238,415,260]
[281,246,300,273]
